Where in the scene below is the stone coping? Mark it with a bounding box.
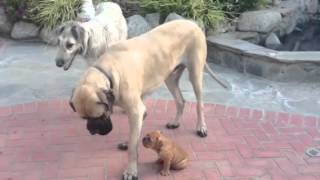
[207,36,320,82]
[207,36,320,64]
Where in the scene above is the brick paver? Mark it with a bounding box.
[0,99,319,180]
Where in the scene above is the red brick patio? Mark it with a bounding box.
[0,99,319,180]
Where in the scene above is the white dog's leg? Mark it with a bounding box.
[123,99,146,180]
[165,64,186,129]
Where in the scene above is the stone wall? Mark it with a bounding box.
[206,0,320,82]
[207,36,320,82]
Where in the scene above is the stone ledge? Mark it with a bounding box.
[207,36,320,82]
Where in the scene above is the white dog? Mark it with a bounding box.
[55,2,127,70]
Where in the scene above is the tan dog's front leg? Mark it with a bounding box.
[123,100,146,180]
[159,151,173,176]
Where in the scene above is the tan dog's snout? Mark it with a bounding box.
[86,114,113,135]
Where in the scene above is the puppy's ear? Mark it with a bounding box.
[69,88,76,112]
[155,136,164,148]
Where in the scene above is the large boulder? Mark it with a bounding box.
[127,15,151,38]
[265,32,282,49]
[164,12,205,32]
[164,12,184,22]
[39,27,58,45]
[77,0,95,22]
[305,0,318,14]
[11,21,40,39]
[0,7,13,36]
[237,10,282,33]
[145,13,160,28]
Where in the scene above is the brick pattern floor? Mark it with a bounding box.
[0,99,320,180]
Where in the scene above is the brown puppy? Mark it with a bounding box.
[143,131,188,176]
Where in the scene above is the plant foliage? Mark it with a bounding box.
[138,0,225,30]
[138,0,270,30]
[26,0,82,29]
[2,0,28,22]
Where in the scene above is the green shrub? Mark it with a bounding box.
[138,0,270,30]
[2,0,29,22]
[220,0,269,13]
[26,0,82,29]
[237,0,269,11]
[138,0,225,31]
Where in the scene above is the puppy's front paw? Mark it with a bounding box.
[123,169,138,180]
[160,170,170,176]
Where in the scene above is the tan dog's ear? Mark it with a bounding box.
[69,88,76,112]
[97,88,115,112]
[102,89,115,104]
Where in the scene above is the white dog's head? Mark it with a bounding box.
[55,21,89,71]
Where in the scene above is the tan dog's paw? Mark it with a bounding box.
[166,122,180,129]
[196,126,208,137]
[160,170,170,176]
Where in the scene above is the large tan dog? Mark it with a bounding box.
[69,20,227,180]
[143,131,188,176]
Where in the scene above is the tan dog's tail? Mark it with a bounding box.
[205,63,230,89]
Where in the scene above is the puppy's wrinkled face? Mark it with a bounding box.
[70,85,114,136]
[55,21,85,71]
[142,131,162,149]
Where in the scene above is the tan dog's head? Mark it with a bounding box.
[142,131,164,149]
[69,84,114,135]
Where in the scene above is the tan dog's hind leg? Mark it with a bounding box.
[123,99,146,180]
[188,53,207,137]
[165,65,186,129]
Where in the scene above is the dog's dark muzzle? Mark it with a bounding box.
[86,114,113,135]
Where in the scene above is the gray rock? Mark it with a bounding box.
[272,0,281,6]
[11,21,40,39]
[265,33,281,49]
[280,15,297,36]
[145,13,160,28]
[305,0,318,14]
[39,27,58,45]
[79,0,95,19]
[165,12,184,22]
[165,12,205,32]
[237,10,282,33]
[127,15,151,38]
[0,7,13,36]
